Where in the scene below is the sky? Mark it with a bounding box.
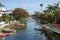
[0,0,60,15]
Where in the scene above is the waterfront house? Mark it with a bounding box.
[0,3,13,28]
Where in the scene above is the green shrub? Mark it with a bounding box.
[56,16,60,22]
[0,28,3,32]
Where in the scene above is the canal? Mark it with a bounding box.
[5,18,48,40]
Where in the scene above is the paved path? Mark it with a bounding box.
[40,19,60,34]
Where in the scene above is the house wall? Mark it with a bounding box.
[0,7,5,11]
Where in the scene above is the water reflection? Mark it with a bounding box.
[2,18,48,40]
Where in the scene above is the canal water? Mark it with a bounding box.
[4,18,48,40]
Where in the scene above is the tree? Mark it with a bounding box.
[13,8,29,20]
[0,3,5,7]
[56,16,60,22]
[1,14,9,23]
[9,16,15,21]
[44,2,60,22]
[34,11,40,18]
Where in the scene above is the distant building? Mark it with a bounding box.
[0,3,13,17]
[4,10,13,16]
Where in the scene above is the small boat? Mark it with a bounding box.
[2,30,14,33]
[6,33,13,36]
[2,28,15,33]
[0,32,13,37]
[15,24,25,26]
[0,28,16,38]
[34,28,43,31]
[2,28,16,36]
[0,32,7,38]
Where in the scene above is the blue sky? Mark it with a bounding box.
[0,0,60,15]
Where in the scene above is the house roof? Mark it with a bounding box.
[0,10,13,12]
[5,10,13,12]
[0,10,4,12]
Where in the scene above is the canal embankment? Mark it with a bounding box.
[42,24,56,40]
[42,24,60,40]
[5,20,27,31]
[33,17,60,40]
[0,20,27,38]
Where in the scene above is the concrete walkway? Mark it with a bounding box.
[0,20,20,28]
[43,24,60,34]
[40,19,60,34]
[0,24,9,28]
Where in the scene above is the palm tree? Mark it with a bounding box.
[44,2,60,22]
[53,2,60,22]
[0,3,5,7]
[40,3,43,13]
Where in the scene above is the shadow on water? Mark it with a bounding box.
[2,17,49,40]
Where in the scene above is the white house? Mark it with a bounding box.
[0,3,13,17]
[0,3,13,25]
[5,10,13,16]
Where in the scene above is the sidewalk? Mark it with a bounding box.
[43,24,60,34]
[0,24,9,28]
